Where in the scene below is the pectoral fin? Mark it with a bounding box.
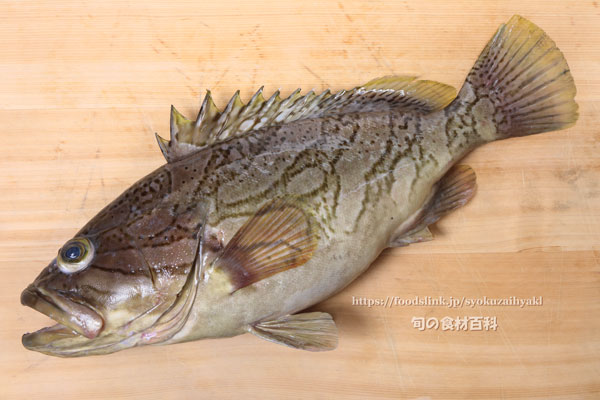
[249,312,338,351]
[389,165,477,247]
[212,199,317,293]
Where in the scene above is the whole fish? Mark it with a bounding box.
[22,15,577,357]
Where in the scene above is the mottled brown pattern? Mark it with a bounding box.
[21,15,578,357]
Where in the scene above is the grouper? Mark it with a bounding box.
[21,15,578,356]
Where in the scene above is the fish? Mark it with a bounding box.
[21,15,577,357]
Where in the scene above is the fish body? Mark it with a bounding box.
[165,107,473,342]
[21,15,577,356]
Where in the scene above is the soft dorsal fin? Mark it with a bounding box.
[156,76,457,162]
[361,76,457,112]
[209,198,317,293]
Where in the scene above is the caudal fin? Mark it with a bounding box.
[461,15,578,138]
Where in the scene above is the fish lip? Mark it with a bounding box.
[21,284,104,341]
[21,323,80,352]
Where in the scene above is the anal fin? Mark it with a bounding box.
[249,312,338,351]
[389,165,477,247]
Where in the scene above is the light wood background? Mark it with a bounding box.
[1,1,599,399]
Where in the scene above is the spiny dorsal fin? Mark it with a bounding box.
[210,198,317,293]
[156,105,199,162]
[157,76,457,162]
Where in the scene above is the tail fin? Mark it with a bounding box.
[461,15,578,138]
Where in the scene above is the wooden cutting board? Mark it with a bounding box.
[1,1,598,398]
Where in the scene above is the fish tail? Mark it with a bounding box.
[457,15,578,140]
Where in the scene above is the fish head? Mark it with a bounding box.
[21,168,206,357]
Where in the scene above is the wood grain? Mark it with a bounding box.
[1,1,599,398]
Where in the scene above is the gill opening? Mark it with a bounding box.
[137,220,207,344]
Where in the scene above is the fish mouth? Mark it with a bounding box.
[21,285,104,349]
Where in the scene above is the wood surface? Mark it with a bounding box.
[1,1,599,399]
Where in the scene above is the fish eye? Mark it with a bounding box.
[64,244,82,260]
[57,237,95,274]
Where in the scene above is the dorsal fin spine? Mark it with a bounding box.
[169,105,190,141]
[214,90,242,140]
[155,133,170,161]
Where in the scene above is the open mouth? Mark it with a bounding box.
[21,285,104,348]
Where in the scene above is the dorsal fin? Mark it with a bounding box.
[360,76,457,112]
[156,76,457,162]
